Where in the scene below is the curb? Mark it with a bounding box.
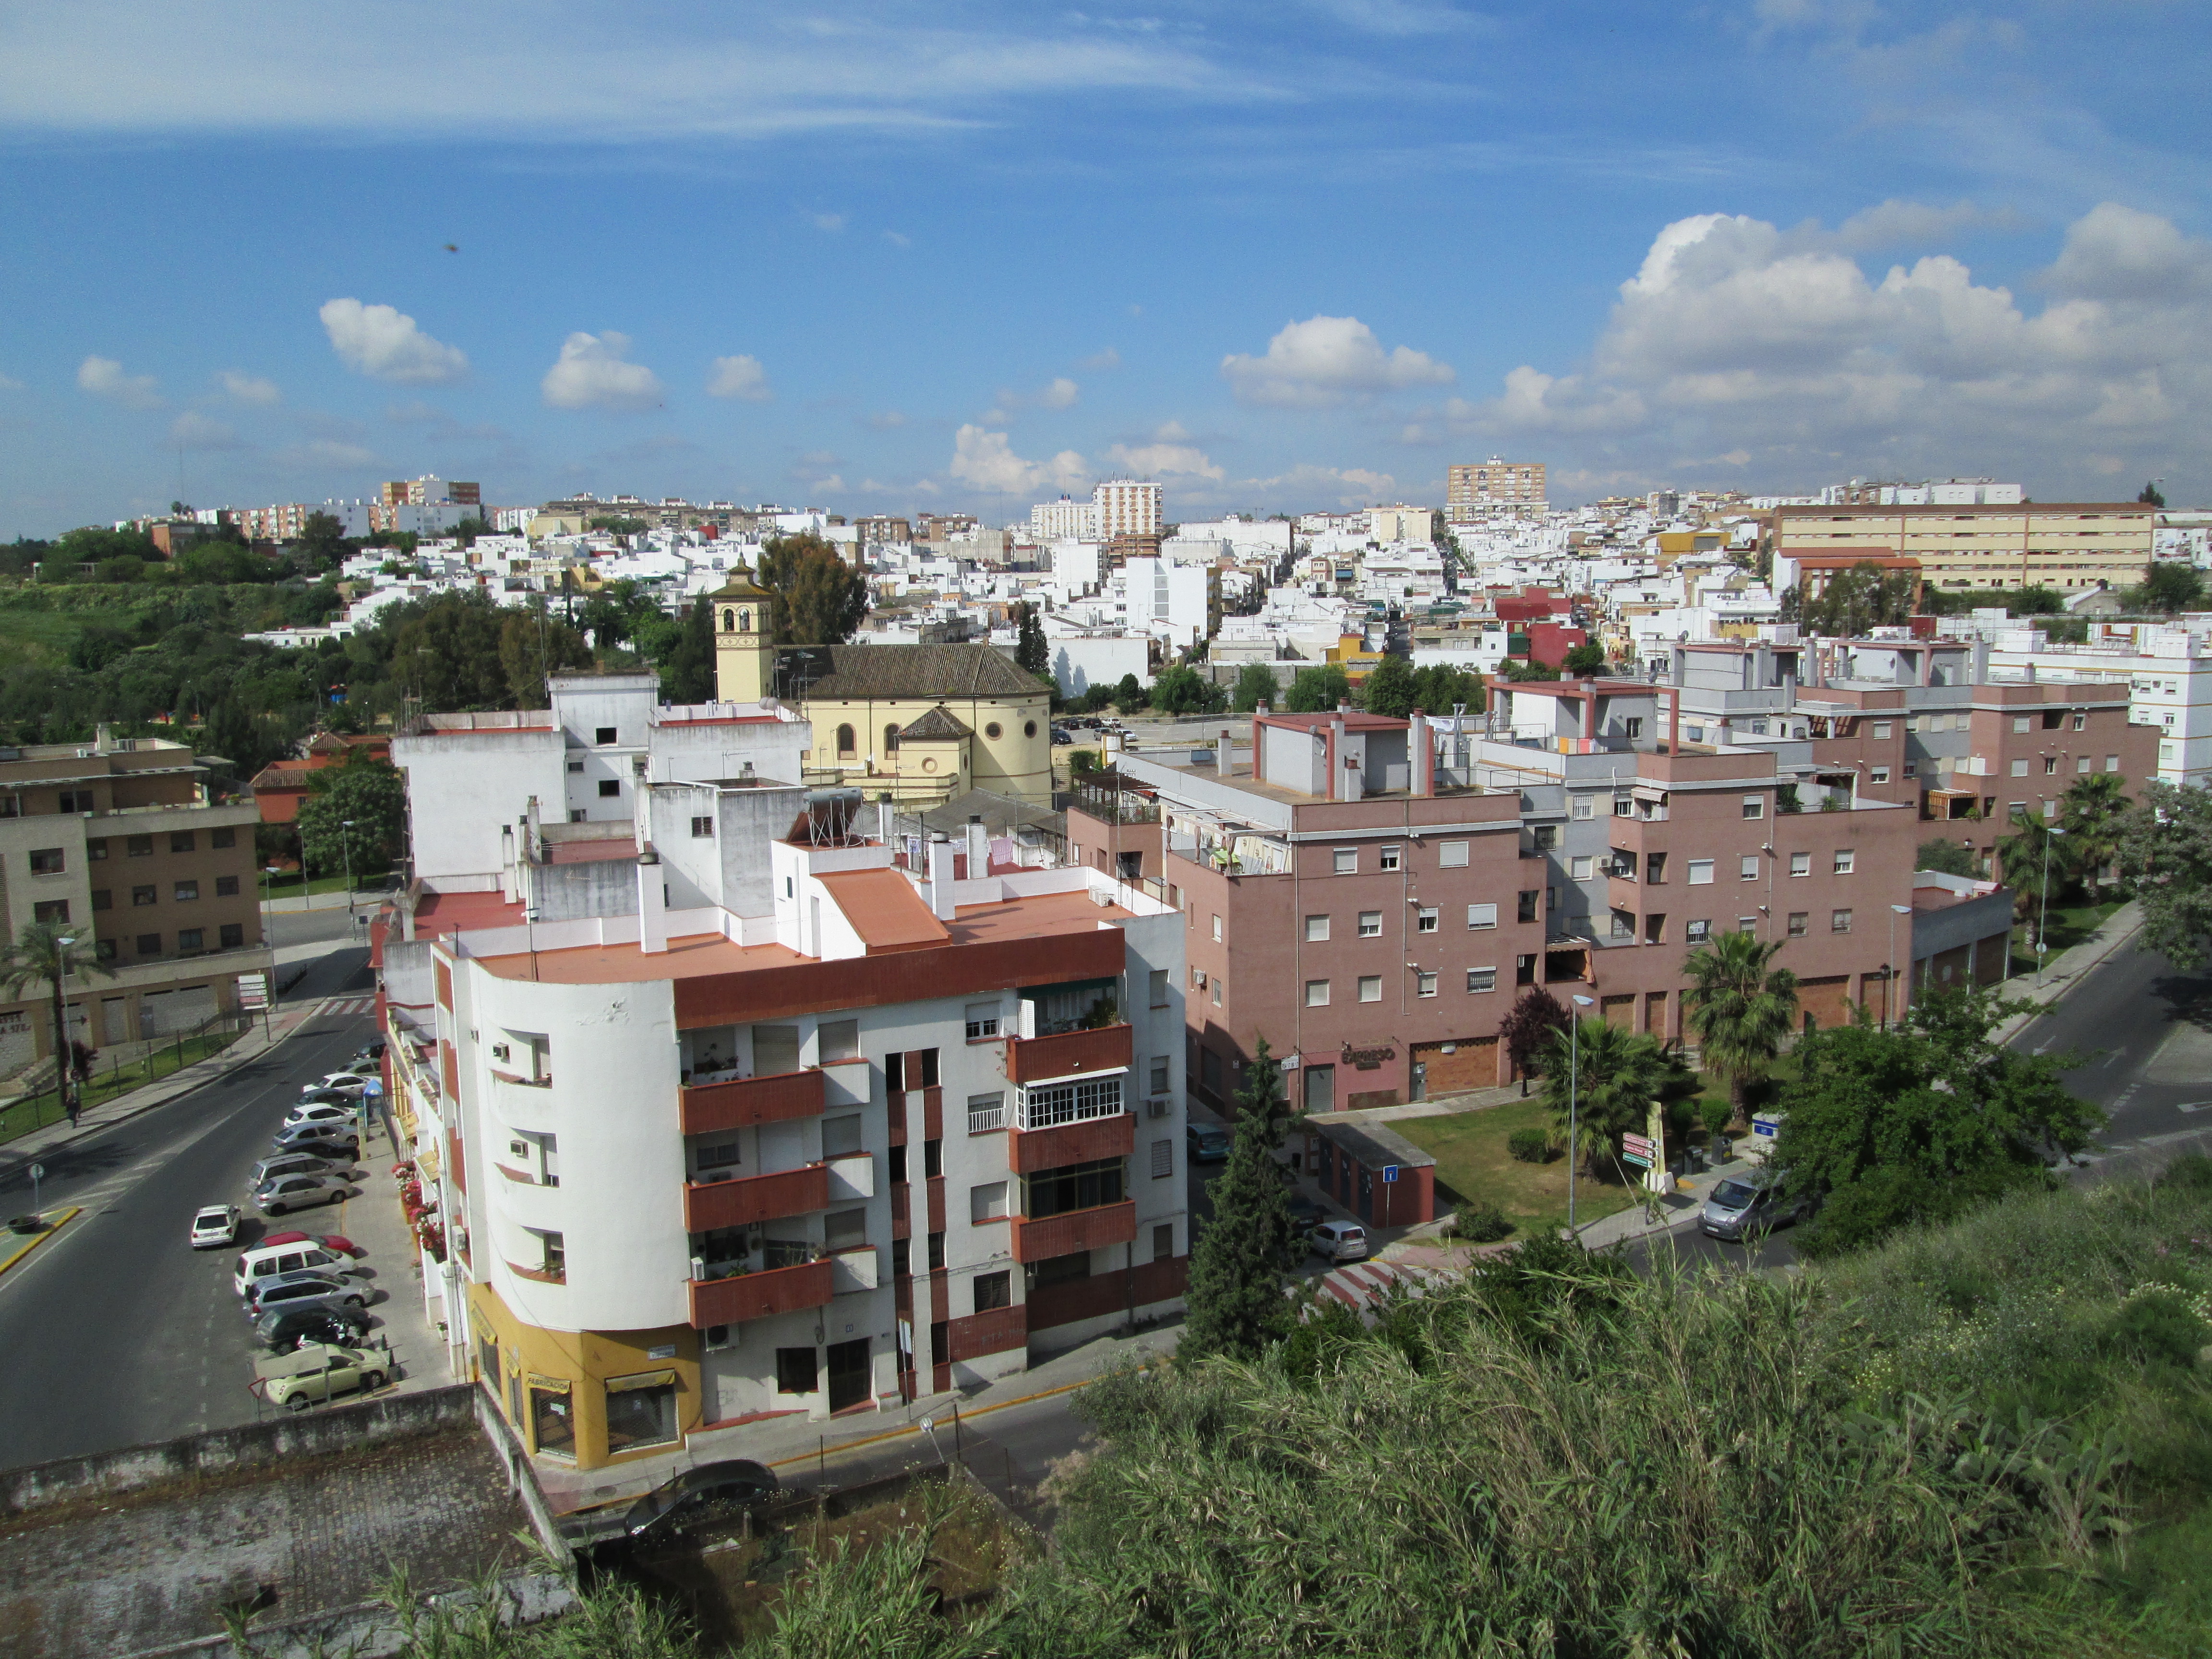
[0,1206,83,1277]
[759,1373,1101,1475]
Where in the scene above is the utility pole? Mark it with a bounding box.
[1566,993,1595,1231]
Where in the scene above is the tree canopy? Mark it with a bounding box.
[1013,602,1049,678]
[1358,653,1419,717]
[1915,837,1978,878]
[2121,778,2212,970]
[1682,931,1799,1119]
[754,532,869,646]
[1151,663,1226,715]
[297,757,408,880]
[1181,1040,1298,1362]
[1283,664,1352,712]
[1230,662,1280,712]
[1562,640,1608,677]
[2132,563,2203,614]
[1539,1017,1695,1172]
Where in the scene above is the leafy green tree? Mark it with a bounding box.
[1283,664,1352,712]
[1562,641,1607,677]
[1151,663,1224,714]
[1498,984,1569,1097]
[1113,672,1148,711]
[1915,837,1978,878]
[1498,658,1561,682]
[586,515,651,536]
[754,532,869,646]
[2132,562,2203,614]
[497,603,590,708]
[2,923,116,1125]
[2140,481,2167,508]
[1230,663,1280,712]
[1182,1039,1298,1361]
[1539,1018,1694,1173]
[1410,662,1483,715]
[1682,931,1799,1121]
[2120,778,2212,970]
[660,595,717,703]
[1358,653,1419,717]
[296,511,348,573]
[297,759,407,880]
[1013,602,1050,678]
[1777,988,2100,1257]
[382,590,514,711]
[1794,562,1921,635]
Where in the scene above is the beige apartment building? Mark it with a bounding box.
[1366,505,1438,544]
[1772,502,2154,594]
[1448,458,1547,525]
[0,733,271,1079]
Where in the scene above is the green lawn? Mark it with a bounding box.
[0,1026,243,1146]
[259,870,379,901]
[2008,896,2126,976]
[1393,1097,1642,1240]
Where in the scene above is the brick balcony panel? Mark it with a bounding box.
[1009,1111,1134,1174]
[947,1304,1027,1361]
[1010,1199,1137,1264]
[1005,1024,1133,1086]
[683,1163,829,1232]
[680,1070,825,1137]
[687,1259,834,1328]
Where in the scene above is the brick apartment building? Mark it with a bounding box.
[0,730,271,1077]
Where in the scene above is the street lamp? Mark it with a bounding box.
[52,935,77,1126]
[1567,992,1595,1233]
[2035,825,2067,988]
[340,819,358,923]
[1887,902,1914,1029]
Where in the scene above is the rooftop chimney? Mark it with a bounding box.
[637,844,668,954]
[966,813,987,881]
[927,833,955,920]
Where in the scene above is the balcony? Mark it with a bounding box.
[1009,1111,1134,1174]
[1010,1199,1137,1263]
[683,1163,829,1232]
[680,1069,825,1137]
[1005,1023,1131,1086]
[687,1258,834,1328]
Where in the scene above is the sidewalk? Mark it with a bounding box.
[1988,900,2144,1047]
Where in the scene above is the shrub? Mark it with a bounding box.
[1700,1098,1733,1140]
[1453,1201,1512,1242]
[2154,1151,2212,1192]
[1506,1127,1550,1164]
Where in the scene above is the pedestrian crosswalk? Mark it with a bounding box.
[1302,1257,1452,1314]
[322,995,377,1019]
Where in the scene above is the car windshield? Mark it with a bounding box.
[1710,1180,1758,1209]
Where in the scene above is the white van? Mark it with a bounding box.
[233,1242,360,1298]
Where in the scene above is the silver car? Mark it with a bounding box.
[1700,1175,1812,1242]
[251,1152,350,1190]
[255,1172,351,1215]
[245,1271,368,1321]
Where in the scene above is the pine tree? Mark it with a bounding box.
[1182,1039,1298,1362]
[661,595,717,703]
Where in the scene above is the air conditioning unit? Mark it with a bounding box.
[490,1043,511,1063]
[1147,1095,1170,1119]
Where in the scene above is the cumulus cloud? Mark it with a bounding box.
[949,425,1087,493]
[810,212,846,232]
[320,299,468,383]
[216,369,280,405]
[991,376,1081,416]
[1105,438,1223,480]
[707,354,772,400]
[77,355,161,409]
[1222,315,1454,408]
[1231,462,1397,506]
[169,410,237,449]
[541,331,664,411]
[1455,201,2212,493]
[1080,347,1122,370]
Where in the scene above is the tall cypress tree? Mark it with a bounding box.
[1182,1038,1299,1362]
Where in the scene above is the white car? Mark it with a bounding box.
[1309,1220,1370,1263]
[283,1101,356,1130]
[303,1073,373,1097]
[189,1205,242,1249]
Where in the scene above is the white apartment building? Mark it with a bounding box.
[1981,626,2212,790]
[1119,557,1219,651]
[1031,495,1098,541]
[1818,478,2024,507]
[1094,479,1164,541]
[1366,505,1437,545]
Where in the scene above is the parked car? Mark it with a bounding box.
[349,1042,385,1070]
[295,1089,357,1110]
[623,1459,778,1541]
[1285,1194,1330,1235]
[245,1271,367,1320]
[1699,1175,1813,1243]
[282,1102,356,1131]
[256,1306,370,1352]
[189,1205,242,1249]
[234,1241,363,1297]
[251,1152,350,1190]
[259,1229,361,1257]
[254,1172,352,1215]
[304,1072,374,1096]
[1187,1124,1232,1163]
[1050,726,1075,745]
[1308,1220,1370,1262]
[270,1124,360,1157]
[254,1343,385,1411]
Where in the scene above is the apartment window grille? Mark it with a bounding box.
[691,816,713,837]
[1685,920,1711,944]
[1832,909,1853,933]
[1467,967,1497,993]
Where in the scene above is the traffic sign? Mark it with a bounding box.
[1621,1151,1652,1168]
[27,1164,42,1181]
[1622,1133,1653,1157]
[1382,1165,1399,1183]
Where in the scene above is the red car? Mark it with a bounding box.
[259,1230,362,1258]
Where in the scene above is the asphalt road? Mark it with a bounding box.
[0,948,382,1471]
[265,906,378,950]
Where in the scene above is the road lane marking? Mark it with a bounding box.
[2179,1101,2212,1114]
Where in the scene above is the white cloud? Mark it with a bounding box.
[320,298,468,384]
[1080,347,1122,370]
[1221,315,1453,408]
[992,375,1082,415]
[0,369,25,392]
[279,438,378,469]
[949,425,1087,494]
[541,331,665,411]
[865,410,908,430]
[1456,201,2212,494]
[882,229,912,248]
[810,212,846,232]
[216,369,281,405]
[1105,440,1223,480]
[77,354,161,409]
[1231,462,1397,506]
[168,410,237,449]
[707,354,772,401]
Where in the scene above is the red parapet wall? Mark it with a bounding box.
[687,1259,834,1327]
[1006,1024,1132,1086]
[947,1304,1027,1361]
[1010,1200,1136,1263]
[680,1069,826,1136]
[1028,1254,1190,1332]
[683,1164,829,1231]
[1009,1111,1134,1174]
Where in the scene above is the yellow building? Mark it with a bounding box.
[1772,502,2153,593]
[710,571,776,703]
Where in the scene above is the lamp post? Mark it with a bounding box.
[1887,902,1914,1029]
[53,934,76,1127]
[2035,824,2066,988]
[340,818,358,925]
[1567,992,1596,1232]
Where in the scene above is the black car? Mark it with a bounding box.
[623,1460,778,1541]
[257,1306,370,1351]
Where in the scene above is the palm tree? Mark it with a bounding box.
[1683,931,1800,1123]
[2057,773,2130,892]
[1538,1017,1690,1175]
[2,921,116,1125]
[1994,809,2067,933]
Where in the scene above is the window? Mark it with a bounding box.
[95,939,116,962]
[2013,715,2031,734]
[1570,855,1594,881]
[1153,1222,1176,1262]
[1305,914,1330,942]
[964,1002,1000,1040]
[1623,718,1644,739]
[1614,796,1634,817]
[174,881,199,902]
[1787,912,1807,937]
[974,1270,1011,1311]
[1467,902,1498,930]
[1741,795,1765,820]
[1610,909,1635,939]
[1571,796,1594,820]
[1022,1156,1126,1218]
[1149,968,1169,1008]
[170,831,195,854]
[924,1137,943,1178]
[1832,849,1854,874]
[1379,846,1401,871]
[31,900,68,924]
[1358,910,1382,938]
[1643,913,1666,944]
[1149,1056,1169,1095]
[530,1383,576,1459]
[86,839,106,861]
[1416,971,1438,998]
[697,1139,742,1170]
[219,922,244,949]
[776,1347,818,1395]
[1739,855,1759,881]
[1687,859,1715,886]
[137,933,161,953]
[2042,709,2064,730]
[1685,919,1711,944]
[1333,848,1357,875]
[28,848,63,875]
[2043,757,2058,775]
[1530,825,1557,851]
[1904,762,1917,777]
[1872,721,1891,740]
[1151,1138,1174,1177]
[90,889,111,911]
[1417,907,1438,933]
[1517,890,1540,922]
[2072,711,2088,731]
[970,1181,1010,1223]
[1211,979,1223,1007]
[594,726,618,745]
[131,882,156,906]
[2076,756,2091,773]
[178,927,203,951]
[2106,755,2120,772]
[1358,975,1382,1002]
[215,875,240,897]
[127,835,152,857]
[884,723,901,752]
[1025,720,1038,738]
[1439,840,1469,866]
[566,760,585,774]
[211,827,234,849]
[57,789,92,813]
[690,815,714,839]
[1870,766,1890,784]
[967,1092,1005,1133]
[598,779,621,797]
[1211,914,1222,942]
[984,721,1002,740]
[1789,851,1810,877]
[1516,954,1536,985]
[928,1231,946,1271]
[1647,852,1667,884]
[1831,908,1853,933]
[1738,916,1758,933]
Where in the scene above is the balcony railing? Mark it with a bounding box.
[1011,1200,1137,1264]
[680,1068,825,1137]
[683,1163,829,1232]
[687,1258,834,1328]
[1009,1110,1134,1174]
[1005,1023,1132,1086]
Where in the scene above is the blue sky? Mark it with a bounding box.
[1,0,2207,536]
